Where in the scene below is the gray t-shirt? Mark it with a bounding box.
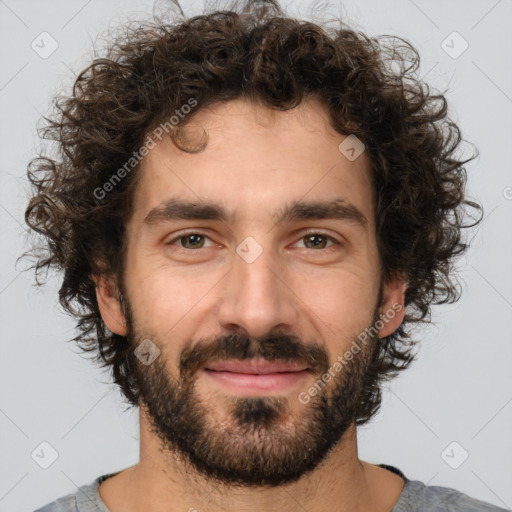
[33,464,509,511]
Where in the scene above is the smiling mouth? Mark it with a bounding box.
[202,358,311,393]
[205,358,309,374]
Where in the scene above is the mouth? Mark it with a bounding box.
[205,359,309,374]
[202,359,311,394]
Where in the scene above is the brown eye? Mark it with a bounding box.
[303,234,330,249]
[295,232,339,250]
[166,232,214,250]
[179,234,205,249]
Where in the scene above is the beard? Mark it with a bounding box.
[122,294,383,488]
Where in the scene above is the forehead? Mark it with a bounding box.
[129,97,374,229]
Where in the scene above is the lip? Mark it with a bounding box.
[202,359,310,394]
[204,359,308,374]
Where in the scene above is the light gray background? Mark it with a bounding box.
[1,0,511,510]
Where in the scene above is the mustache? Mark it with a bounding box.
[179,332,330,377]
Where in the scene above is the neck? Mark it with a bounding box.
[99,408,403,512]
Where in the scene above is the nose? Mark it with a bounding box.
[216,243,300,340]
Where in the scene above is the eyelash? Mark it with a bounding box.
[165,229,342,253]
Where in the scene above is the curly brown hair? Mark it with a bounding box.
[22,0,483,424]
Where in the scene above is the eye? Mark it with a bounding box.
[165,230,342,253]
[166,231,215,250]
[293,231,341,251]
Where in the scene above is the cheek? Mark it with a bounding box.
[127,260,221,331]
[290,269,378,351]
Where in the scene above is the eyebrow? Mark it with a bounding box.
[143,197,368,229]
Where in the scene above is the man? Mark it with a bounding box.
[25,1,505,511]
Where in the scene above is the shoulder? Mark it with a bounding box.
[32,492,78,512]
[397,479,510,511]
[32,473,111,512]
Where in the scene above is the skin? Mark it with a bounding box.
[94,96,407,511]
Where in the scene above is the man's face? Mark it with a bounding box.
[109,97,402,486]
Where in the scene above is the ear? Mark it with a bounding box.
[92,272,127,336]
[377,272,407,338]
